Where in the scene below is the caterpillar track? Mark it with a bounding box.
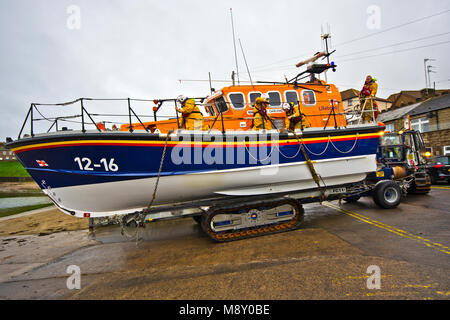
[200,199,304,242]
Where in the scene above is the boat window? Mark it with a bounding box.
[215,96,229,113]
[285,91,299,105]
[301,90,316,106]
[206,103,216,116]
[267,91,281,108]
[228,93,245,109]
[249,92,262,104]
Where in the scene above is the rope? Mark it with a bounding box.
[145,129,174,212]
[119,130,173,244]
[276,134,302,159]
[301,135,330,156]
[329,133,359,154]
[245,141,276,163]
[288,130,327,202]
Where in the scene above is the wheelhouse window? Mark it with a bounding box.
[249,92,261,104]
[215,96,229,113]
[206,104,216,116]
[411,117,429,133]
[267,91,281,108]
[301,90,316,106]
[228,93,245,109]
[285,91,299,105]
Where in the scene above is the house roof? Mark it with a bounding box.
[340,89,359,100]
[340,88,391,103]
[378,92,450,122]
[387,89,450,107]
[407,94,450,117]
[377,102,421,123]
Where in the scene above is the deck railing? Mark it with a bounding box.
[17,96,376,139]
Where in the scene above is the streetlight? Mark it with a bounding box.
[424,58,436,94]
[427,65,437,91]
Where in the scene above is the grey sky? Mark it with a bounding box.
[1,0,449,140]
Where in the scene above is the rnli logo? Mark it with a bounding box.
[36,160,49,167]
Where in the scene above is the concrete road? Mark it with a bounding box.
[0,186,449,300]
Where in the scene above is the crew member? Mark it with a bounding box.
[359,75,379,123]
[282,102,311,131]
[176,95,204,130]
[252,94,272,130]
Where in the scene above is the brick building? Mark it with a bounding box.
[387,89,450,109]
[378,93,450,156]
[340,88,392,113]
[0,142,16,161]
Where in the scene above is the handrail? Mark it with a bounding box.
[16,96,377,139]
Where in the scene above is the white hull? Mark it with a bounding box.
[45,154,376,218]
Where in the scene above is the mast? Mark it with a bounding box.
[230,8,240,85]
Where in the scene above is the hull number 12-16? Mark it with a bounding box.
[74,157,119,172]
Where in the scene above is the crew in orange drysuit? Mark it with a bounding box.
[359,75,379,123]
[176,95,204,130]
[252,94,272,130]
[282,102,310,130]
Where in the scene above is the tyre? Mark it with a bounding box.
[372,180,402,209]
[430,174,436,185]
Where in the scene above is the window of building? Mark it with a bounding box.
[411,117,429,133]
[228,93,245,109]
[285,91,299,105]
[385,123,395,132]
[301,90,316,106]
[248,92,261,104]
[267,91,281,108]
[348,99,353,106]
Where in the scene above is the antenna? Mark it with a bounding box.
[238,38,254,86]
[321,24,333,83]
[208,72,214,93]
[230,8,240,85]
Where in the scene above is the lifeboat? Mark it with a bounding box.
[5,50,385,241]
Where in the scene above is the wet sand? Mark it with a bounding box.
[0,208,88,237]
[0,182,88,236]
[0,181,42,196]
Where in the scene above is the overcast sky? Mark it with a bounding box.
[1,0,449,140]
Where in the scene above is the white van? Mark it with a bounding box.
[444,146,450,156]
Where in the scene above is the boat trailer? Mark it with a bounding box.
[91,178,405,242]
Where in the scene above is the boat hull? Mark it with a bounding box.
[7,126,382,217]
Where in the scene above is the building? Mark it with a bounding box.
[387,89,450,109]
[0,142,16,161]
[340,88,392,114]
[378,93,450,156]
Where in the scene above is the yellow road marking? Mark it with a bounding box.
[431,186,450,190]
[323,202,450,256]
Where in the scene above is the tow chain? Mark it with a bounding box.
[120,129,173,242]
[145,129,174,213]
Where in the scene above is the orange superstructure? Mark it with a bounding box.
[121,80,346,133]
